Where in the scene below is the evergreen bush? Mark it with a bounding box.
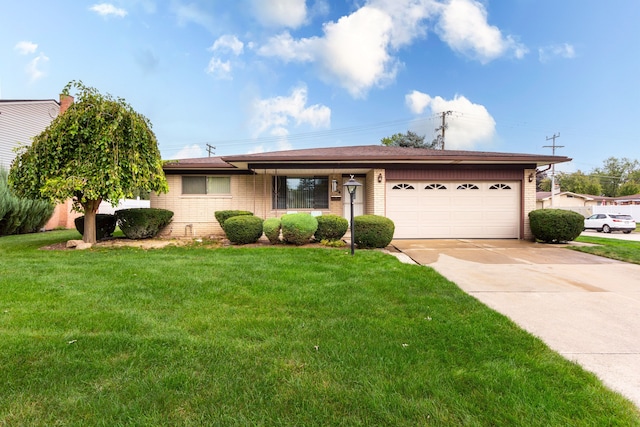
[529,209,584,243]
[116,208,173,239]
[74,214,117,240]
[315,214,348,241]
[225,215,264,244]
[214,210,253,232]
[353,215,395,248]
[0,168,54,236]
[263,217,282,244]
[281,213,318,245]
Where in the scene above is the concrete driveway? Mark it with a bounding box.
[391,239,640,408]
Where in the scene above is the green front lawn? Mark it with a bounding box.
[1,231,638,426]
[573,235,640,264]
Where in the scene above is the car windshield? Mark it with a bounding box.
[612,215,634,220]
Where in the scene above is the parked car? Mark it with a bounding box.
[584,213,636,233]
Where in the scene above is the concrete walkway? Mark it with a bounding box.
[391,239,640,408]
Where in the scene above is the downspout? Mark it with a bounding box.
[252,169,256,215]
[274,169,278,217]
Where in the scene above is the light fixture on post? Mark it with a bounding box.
[528,173,535,183]
[344,175,362,256]
[377,173,383,183]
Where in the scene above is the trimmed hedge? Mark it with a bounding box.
[529,209,584,243]
[353,215,395,248]
[263,217,282,244]
[315,214,348,241]
[74,214,117,240]
[116,208,174,240]
[281,213,318,245]
[225,215,264,244]
[214,210,253,232]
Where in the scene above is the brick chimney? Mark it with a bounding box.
[59,94,74,114]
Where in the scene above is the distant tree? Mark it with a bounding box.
[381,131,435,148]
[556,171,602,196]
[539,178,551,192]
[592,157,639,197]
[618,181,640,197]
[535,170,548,191]
[9,81,168,244]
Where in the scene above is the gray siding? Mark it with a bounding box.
[0,100,59,170]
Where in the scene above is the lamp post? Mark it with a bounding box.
[344,175,362,256]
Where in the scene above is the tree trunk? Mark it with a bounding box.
[82,199,102,244]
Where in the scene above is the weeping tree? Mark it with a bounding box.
[9,81,168,244]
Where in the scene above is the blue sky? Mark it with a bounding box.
[1,1,638,172]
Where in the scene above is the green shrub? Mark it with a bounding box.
[0,168,54,236]
[281,213,318,245]
[529,209,584,243]
[214,210,253,232]
[263,217,282,244]
[116,208,174,239]
[353,215,395,248]
[225,215,264,244]
[74,214,117,240]
[315,214,348,241]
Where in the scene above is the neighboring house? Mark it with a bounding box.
[615,194,640,205]
[0,95,78,229]
[152,145,570,240]
[535,191,615,209]
[0,99,60,169]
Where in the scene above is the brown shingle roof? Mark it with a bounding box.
[163,156,235,170]
[222,145,569,163]
[163,145,571,171]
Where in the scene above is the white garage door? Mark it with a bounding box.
[387,181,520,239]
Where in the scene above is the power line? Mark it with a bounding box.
[160,114,445,151]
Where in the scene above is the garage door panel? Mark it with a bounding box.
[387,181,520,239]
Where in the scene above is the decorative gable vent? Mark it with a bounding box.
[392,183,415,190]
[457,184,479,190]
[489,184,512,190]
[424,184,447,190]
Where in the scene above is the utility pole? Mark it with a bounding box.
[434,111,452,150]
[543,133,563,207]
[206,144,216,157]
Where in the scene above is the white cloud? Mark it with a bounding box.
[316,6,397,98]
[14,41,38,55]
[251,85,331,139]
[538,43,576,63]
[172,2,214,31]
[89,3,128,18]
[405,90,432,115]
[256,32,317,62]
[258,6,399,98]
[251,0,307,28]
[406,90,496,149]
[368,0,440,48]
[26,52,49,82]
[436,0,527,63]
[210,35,244,56]
[257,0,524,97]
[174,144,204,159]
[206,58,233,79]
[206,35,244,79]
[247,144,266,154]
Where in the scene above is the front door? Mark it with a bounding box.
[343,177,365,222]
